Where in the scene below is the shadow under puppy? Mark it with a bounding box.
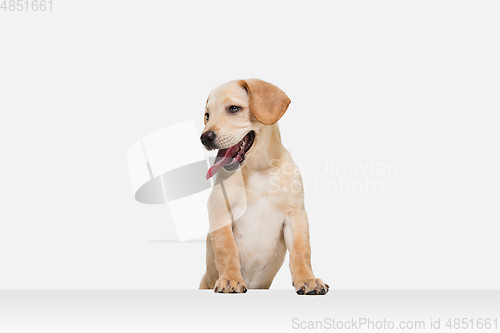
[199,79,329,295]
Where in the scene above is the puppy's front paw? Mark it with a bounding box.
[214,277,247,294]
[294,278,329,295]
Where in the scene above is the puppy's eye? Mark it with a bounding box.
[228,105,242,114]
[205,113,209,122]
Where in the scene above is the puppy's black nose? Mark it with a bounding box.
[200,131,216,149]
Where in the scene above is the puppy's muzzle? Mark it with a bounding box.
[200,131,216,150]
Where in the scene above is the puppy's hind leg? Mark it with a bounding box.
[199,233,218,289]
[199,273,211,289]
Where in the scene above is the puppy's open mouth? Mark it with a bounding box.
[206,131,255,180]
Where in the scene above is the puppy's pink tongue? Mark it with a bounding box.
[206,157,230,180]
[206,144,239,180]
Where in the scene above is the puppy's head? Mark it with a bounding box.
[201,79,291,179]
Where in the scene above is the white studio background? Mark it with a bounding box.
[0,1,499,290]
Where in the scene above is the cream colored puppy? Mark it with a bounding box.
[199,79,329,295]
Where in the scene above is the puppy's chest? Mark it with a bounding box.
[233,196,285,255]
[244,171,285,205]
[233,171,286,229]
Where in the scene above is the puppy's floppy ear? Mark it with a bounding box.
[239,79,291,125]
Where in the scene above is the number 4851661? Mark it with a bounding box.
[445,318,498,330]
[1,0,53,11]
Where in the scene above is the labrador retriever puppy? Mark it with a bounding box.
[199,79,329,295]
